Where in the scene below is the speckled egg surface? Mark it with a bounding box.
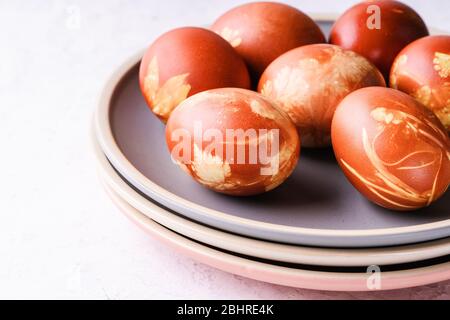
[139,27,250,122]
[258,44,386,147]
[332,87,450,211]
[390,35,450,131]
[166,88,300,196]
[211,2,325,83]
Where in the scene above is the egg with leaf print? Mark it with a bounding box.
[211,2,325,84]
[258,44,385,148]
[390,35,450,132]
[332,87,450,211]
[165,88,300,196]
[139,27,250,122]
[329,0,429,80]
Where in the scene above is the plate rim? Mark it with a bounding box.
[101,175,450,291]
[92,129,450,266]
[94,17,450,246]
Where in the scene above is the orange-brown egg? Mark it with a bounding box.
[258,44,386,147]
[390,35,450,131]
[166,88,300,196]
[332,87,450,211]
[139,27,250,122]
[211,2,325,83]
[329,0,429,80]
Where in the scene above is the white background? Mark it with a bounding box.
[0,0,448,299]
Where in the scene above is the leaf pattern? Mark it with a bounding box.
[412,85,432,106]
[411,83,450,131]
[259,46,376,146]
[433,52,450,78]
[191,144,232,190]
[143,57,191,120]
[341,107,449,209]
[218,27,242,48]
[390,54,408,89]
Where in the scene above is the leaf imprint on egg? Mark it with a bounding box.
[433,52,450,79]
[340,107,448,208]
[144,56,191,119]
[190,143,232,190]
[218,27,242,48]
[390,54,408,89]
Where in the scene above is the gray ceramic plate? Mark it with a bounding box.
[95,19,450,247]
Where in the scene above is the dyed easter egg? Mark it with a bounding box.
[211,2,325,82]
[390,35,450,131]
[166,88,300,195]
[258,44,385,147]
[332,87,450,211]
[139,27,250,122]
[330,0,429,79]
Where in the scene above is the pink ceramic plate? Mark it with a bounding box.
[101,180,450,292]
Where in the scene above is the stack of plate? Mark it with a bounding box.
[92,19,450,292]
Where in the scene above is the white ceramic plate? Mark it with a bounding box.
[94,18,450,247]
[101,179,450,292]
[93,130,450,266]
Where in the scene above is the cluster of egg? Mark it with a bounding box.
[139,1,450,211]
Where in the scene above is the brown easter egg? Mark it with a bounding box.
[332,87,450,211]
[390,35,450,131]
[258,44,386,147]
[139,27,250,122]
[329,0,429,80]
[211,2,325,83]
[166,88,300,196]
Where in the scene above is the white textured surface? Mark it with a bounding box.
[0,0,448,299]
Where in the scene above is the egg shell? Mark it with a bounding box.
[332,87,450,211]
[258,44,386,147]
[139,27,250,122]
[166,88,300,196]
[211,2,325,83]
[329,0,429,80]
[390,35,450,131]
